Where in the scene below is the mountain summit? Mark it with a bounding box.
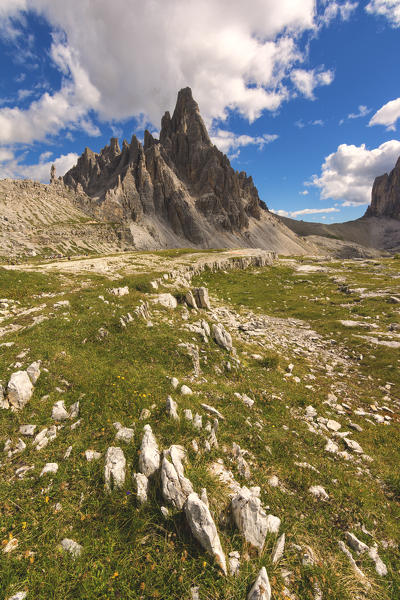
[63,88,310,254]
[365,156,400,220]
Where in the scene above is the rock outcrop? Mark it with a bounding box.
[366,156,400,219]
[62,88,313,254]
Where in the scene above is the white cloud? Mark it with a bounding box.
[270,206,340,218]
[210,129,278,156]
[299,189,309,195]
[310,139,400,205]
[0,148,14,162]
[290,68,334,99]
[320,1,358,25]
[366,0,400,27]
[0,150,78,182]
[348,105,371,119]
[0,0,342,147]
[295,118,324,128]
[369,97,400,130]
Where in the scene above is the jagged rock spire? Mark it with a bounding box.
[366,156,400,219]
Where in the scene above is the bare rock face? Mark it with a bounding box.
[63,88,267,246]
[366,156,400,219]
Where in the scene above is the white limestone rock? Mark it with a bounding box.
[26,361,41,384]
[185,290,198,309]
[193,413,202,429]
[60,538,82,558]
[247,567,271,600]
[7,371,34,410]
[133,472,149,504]
[184,492,227,575]
[19,424,36,436]
[115,427,134,443]
[171,377,179,389]
[180,385,193,396]
[338,540,367,579]
[40,462,58,477]
[345,532,369,554]
[229,551,240,576]
[166,396,179,420]
[193,287,211,310]
[231,486,268,550]
[6,592,28,600]
[153,293,177,309]
[52,400,69,421]
[104,447,126,491]
[109,286,129,296]
[266,514,281,534]
[3,538,18,553]
[85,450,101,461]
[272,533,285,564]
[212,323,232,351]
[326,419,341,432]
[138,425,160,477]
[368,544,388,576]
[69,401,80,420]
[344,438,364,454]
[200,403,224,420]
[309,485,329,500]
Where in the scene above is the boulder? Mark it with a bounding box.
[193,287,211,310]
[7,371,34,410]
[153,293,177,309]
[184,492,227,575]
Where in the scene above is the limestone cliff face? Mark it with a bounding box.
[365,157,400,219]
[63,88,266,245]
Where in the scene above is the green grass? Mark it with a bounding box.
[0,255,399,599]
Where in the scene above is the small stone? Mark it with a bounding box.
[166,396,179,420]
[191,439,199,453]
[271,533,285,564]
[64,446,73,459]
[368,544,388,576]
[266,514,281,534]
[326,419,341,432]
[268,475,279,488]
[6,592,28,600]
[115,427,134,443]
[26,361,41,384]
[85,450,101,461]
[229,550,240,576]
[325,439,339,453]
[3,538,18,553]
[109,286,129,296]
[200,403,224,420]
[40,462,58,476]
[309,485,329,500]
[345,532,369,554]
[69,401,79,419]
[171,377,179,389]
[19,424,36,436]
[70,419,81,430]
[52,400,69,421]
[104,447,126,491]
[60,538,82,558]
[133,472,149,504]
[184,409,193,421]
[305,405,317,418]
[139,408,151,420]
[180,385,193,396]
[344,438,364,454]
[160,506,169,518]
[193,413,202,429]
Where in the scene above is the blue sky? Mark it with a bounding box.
[0,1,400,223]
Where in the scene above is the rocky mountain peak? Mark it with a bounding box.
[365,156,400,219]
[62,87,283,249]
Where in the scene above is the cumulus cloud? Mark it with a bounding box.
[0,0,345,148]
[320,1,358,24]
[210,129,278,156]
[290,68,334,99]
[366,0,400,27]
[310,139,400,205]
[0,150,78,182]
[369,97,400,130]
[270,206,340,218]
[339,104,371,125]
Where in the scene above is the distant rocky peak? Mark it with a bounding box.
[365,155,400,220]
[161,87,211,147]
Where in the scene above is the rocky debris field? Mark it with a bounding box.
[0,250,399,600]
